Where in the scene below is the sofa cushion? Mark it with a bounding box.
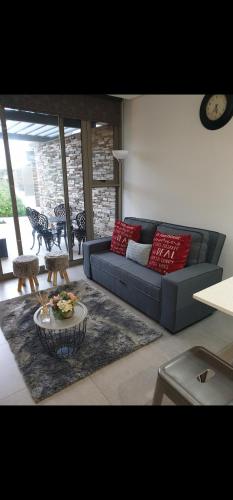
[157,223,209,265]
[90,251,162,302]
[126,239,152,266]
[147,231,192,275]
[124,217,160,244]
[110,220,141,256]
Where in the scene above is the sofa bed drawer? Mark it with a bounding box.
[90,255,161,321]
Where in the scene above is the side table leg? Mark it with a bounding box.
[53,272,57,286]
[33,275,39,287]
[29,276,35,292]
[63,270,70,283]
[17,278,23,292]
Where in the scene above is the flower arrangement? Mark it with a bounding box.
[49,291,79,320]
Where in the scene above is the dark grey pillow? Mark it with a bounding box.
[157,224,209,265]
[124,217,160,244]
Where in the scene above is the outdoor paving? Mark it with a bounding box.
[0,216,82,274]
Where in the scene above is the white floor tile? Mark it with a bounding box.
[0,388,35,405]
[1,264,233,405]
[0,343,26,400]
[39,376,110,405]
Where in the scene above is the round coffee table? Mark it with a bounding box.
[33,302,88,359]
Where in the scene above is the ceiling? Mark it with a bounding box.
[108,95,142,100]
[0,109,105,143]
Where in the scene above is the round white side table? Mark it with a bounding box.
[33,302,88,359]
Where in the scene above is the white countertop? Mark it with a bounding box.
[193,277,233,317]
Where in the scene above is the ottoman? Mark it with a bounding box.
[13,255,39,292]
[44,252,70,286]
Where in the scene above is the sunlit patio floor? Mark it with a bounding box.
[0,217,82,274]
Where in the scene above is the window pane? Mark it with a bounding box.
[92,187,116,238]
[0,120,18,274]
[6,113,69,266]
[64,126,84,260]
[92,123,114,180]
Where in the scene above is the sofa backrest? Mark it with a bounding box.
[124,217,161,244]
[124,217,226,265]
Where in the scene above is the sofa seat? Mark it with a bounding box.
[90,251,162,320]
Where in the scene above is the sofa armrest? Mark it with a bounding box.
[83,237,112,278]
[160,263,223,333]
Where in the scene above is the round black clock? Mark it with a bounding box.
[200,94,233,130]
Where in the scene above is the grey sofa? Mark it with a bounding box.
[83,217,226,334]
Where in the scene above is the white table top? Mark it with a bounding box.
[33,302,88,330]
[193,277,233,317]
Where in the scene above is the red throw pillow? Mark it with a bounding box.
[110,220,141,256]
[147,231,192,275]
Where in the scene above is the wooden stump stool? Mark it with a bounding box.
[44,252,70,286]
[13,255,39,293]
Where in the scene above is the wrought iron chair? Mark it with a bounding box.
[73,211,86,255]
[26,207,60,255]
[54,203,74,250]
[35,213,61,255]
[26,207,40,250]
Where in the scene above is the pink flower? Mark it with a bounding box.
[52,295,60,303]
[67,292,78,302]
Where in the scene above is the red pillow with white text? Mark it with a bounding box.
[147,231,192,275]
[110,220,141,256]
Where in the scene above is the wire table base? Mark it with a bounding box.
[35,320,87,359]
[34,304,87,359]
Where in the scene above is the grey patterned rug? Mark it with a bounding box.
[0,280,162,402]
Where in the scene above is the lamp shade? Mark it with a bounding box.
[112,150,128,160]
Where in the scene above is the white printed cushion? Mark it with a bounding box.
[126,239,152,267]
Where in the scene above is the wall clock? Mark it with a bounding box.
[200,94,233,130]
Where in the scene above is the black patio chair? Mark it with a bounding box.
[35,212,61,255]
[26,207,60,255]
[54,203,74,249]
[26,207,40,250]
[73,211,86,255]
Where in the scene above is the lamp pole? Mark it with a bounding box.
[118,158,122,220]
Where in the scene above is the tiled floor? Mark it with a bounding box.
[1,265,233,405]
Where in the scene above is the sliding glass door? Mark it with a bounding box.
[0,108,86,279]
[0,107,121,281]
[0,119,18,275]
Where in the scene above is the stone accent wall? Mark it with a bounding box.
[92,125,114,180]
[32,132,84,217]
[93,187,116,238]
[31,125,116,237]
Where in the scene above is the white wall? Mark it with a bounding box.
[123,95,233,278]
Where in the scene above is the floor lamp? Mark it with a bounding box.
[112,150,128,219]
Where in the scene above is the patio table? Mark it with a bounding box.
[48,215,77,250]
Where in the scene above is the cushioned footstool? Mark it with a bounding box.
[153,346,233,405]
[13,255,39,292]
[44,252,70,286]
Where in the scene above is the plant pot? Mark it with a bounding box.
[61,310,74,319]
[52,308,74,320]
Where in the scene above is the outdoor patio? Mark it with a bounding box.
[0,216,83,274]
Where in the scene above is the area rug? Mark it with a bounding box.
[0,280,163,402]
